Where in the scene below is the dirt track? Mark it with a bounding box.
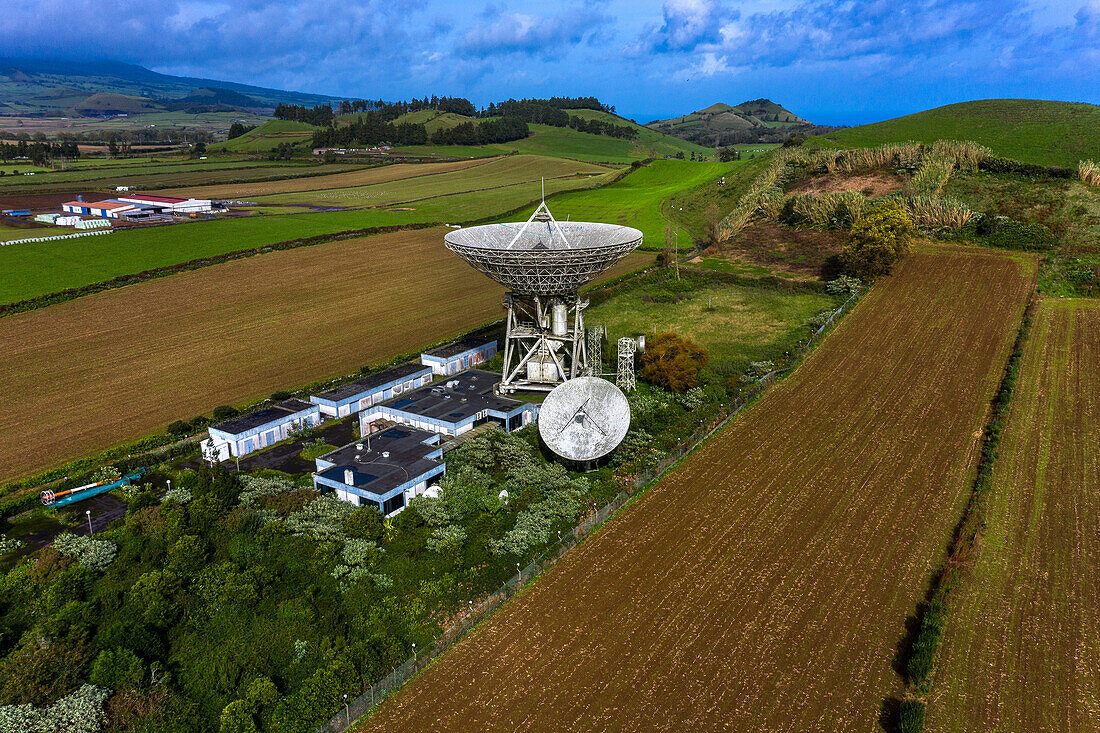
[927,299,1100,732]
[358,246,1035,732]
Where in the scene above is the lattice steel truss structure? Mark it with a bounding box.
[444,202,642,393]
[617,337,636,392]
[586,324,603,376]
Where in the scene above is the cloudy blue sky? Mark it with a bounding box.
[4,0,1098,124]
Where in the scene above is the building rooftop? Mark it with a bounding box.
[213,398,315,435]
[312,362,429,404]
[119,193,189,204]
[317,426,442,496]
[422,337,496,359]
[374,369,523,423]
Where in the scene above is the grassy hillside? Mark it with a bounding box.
[647,99,811,141]
[809,99,1100,168]
[506,159,730,249]
[210,119,319,152]
[394,116,711,164]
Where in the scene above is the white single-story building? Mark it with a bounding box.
[359,369,536,439]
[117,194,214,214]
[421,337,497,376]
[309,362,433,419]
[312,426,445,515]
[203,398,321,461]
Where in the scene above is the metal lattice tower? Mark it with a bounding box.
[586,325,603,376]
[617,337,636,392]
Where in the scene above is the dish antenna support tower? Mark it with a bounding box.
[444,201,642,394]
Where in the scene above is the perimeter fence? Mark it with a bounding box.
[315,286,863,733]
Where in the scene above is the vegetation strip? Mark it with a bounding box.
[895,293,1038,733]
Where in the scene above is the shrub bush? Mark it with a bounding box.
[166,421,191,437]
[271,391,292,401]
[54,534,118,572]
[841,202,916,280]
[639,332,709,393]
[212,405,238,421]
[897,699,926,733]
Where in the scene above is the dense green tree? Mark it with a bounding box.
[841,202,917,280]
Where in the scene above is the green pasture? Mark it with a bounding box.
[586,272,836,373]
[505,159,730,250]
[807,99,1100,168]
[211,120,319,153]
[0,222,69,241]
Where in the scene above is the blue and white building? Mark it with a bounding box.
[359,369,537,438]
[309,362,433,419]
[420,338,497,376]
[204,398,321,460]
[312,426,446,515]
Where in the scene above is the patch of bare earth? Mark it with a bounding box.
[788,172,907,197]
[704,221,845,277]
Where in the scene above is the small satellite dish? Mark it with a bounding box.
[539,377,630,466]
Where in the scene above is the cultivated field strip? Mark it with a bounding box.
[358,247,1035,732]
[927,300,1100,732]
[159,157,494,199]
[250,155,612,207]
[0,231,650,483]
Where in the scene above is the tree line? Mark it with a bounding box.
[0,140,80,165]
[282,95,634,148]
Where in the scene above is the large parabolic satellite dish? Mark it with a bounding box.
[538,376,631,465]
[443,201,643,394]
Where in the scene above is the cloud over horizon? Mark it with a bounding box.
[0,0,1096,123]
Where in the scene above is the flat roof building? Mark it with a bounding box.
[117,194,214,214]
[359,369,536,439]
[309,362,433,419]
[204,398,320,460]
[420,337,497,376]
[313,426,445,515]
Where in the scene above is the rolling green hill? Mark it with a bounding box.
[388,108,713,163]
[808,99,1100,168]
[647,99,812,145]
[210,119,319,152]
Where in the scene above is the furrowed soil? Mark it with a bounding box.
[0,229,651,484]
[926,299,1100,732]
[357,246,1035,732]
[159,157,494,199]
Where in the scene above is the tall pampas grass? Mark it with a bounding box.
[902,195,975,230]
[1079,160,1100,186]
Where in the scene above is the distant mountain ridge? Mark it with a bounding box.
[0,58,336,117]
[647,99,829,146]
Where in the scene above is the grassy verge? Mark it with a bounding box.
[895,294,1037,732]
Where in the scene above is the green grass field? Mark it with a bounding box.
[394,119,712,164]
[504,159,730,249]
[807,99,1100,167]
[210,119,319,152]
[582,271,835,378]
[0,223,68,241]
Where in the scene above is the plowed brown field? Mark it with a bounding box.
[0,229,651,484]
[159,157,494,199]
[357,246,1036,732]
[927,299,1100,732]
